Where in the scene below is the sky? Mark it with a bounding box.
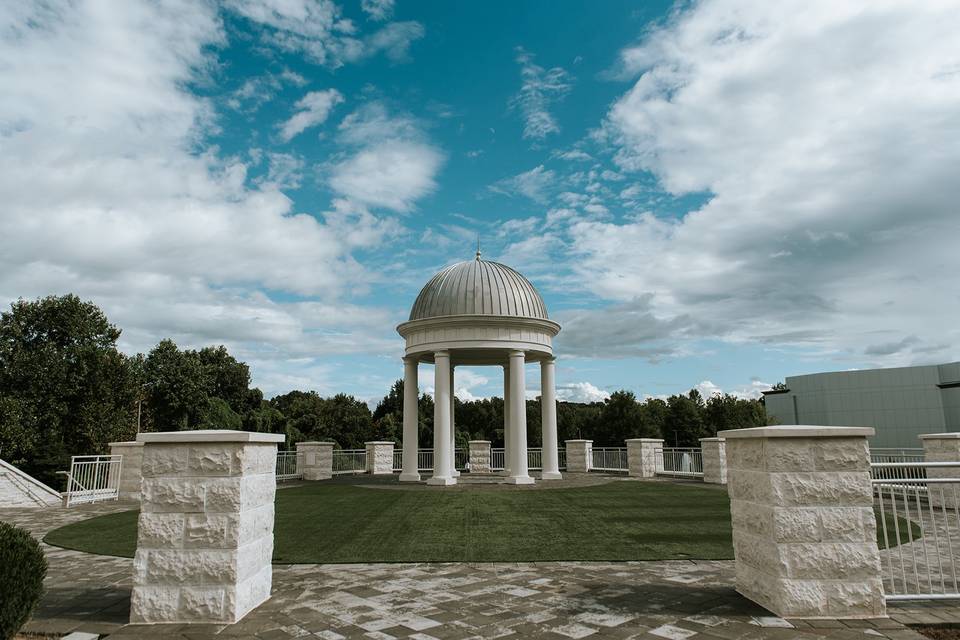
[2,0,959,406]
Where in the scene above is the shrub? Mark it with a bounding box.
[0,521,47,640]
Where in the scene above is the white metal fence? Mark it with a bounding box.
[656,448,704,478]
[491,448,505,471]
[872,460,960,601]
[59,455,122,507]
[332,449,367,475]
[276,450,302,481]
[590,447,628,472]
[871,448,925,464]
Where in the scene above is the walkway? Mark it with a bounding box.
[0,480,951,640]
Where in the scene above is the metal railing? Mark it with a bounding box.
[491,448,505,471]
[59,455,122,507]
[872,460,960,600]
[656,448,704,478]
[387,447,566,474]
[872,448,925,464]
[332,449,366,475]
[590,447,628,472]
[527,447,542,470]
[276,450,302,481]
[558,447,567,471]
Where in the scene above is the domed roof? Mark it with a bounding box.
[409,255,548,321]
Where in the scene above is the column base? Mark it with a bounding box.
[540,471,563,480]
[399,472,421,482]
[505,475,535,485]
[426,476,457,486]
[451,469,461,477]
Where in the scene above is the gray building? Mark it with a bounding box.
[763,362,960,448]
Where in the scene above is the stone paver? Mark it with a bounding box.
[0,479,942,640]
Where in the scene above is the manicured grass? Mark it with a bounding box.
[45,481,734,562]
[42,481,922,563]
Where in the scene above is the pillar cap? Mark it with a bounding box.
[565,439,593,443]
[365,441,397,445]
[919,432,960,440]
[469,440,491,444]
[109,440,143,447]
[718,425,874,439]
[625,438,664,443]
[297,441,335,446]
[699,437,726,442]
[137,429,285,444]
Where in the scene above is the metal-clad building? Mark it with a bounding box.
[763,362,960,448]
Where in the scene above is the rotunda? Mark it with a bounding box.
[397,250,562,485]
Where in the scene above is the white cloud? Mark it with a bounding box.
[564,0,960,367]
[556,382,610,403]
[361,0,394,21]
[279,89,344,141]
[256,152,305,190]
[511,48,572,140]
[696,379,772,400]
[0,0,400,395]
[329,102,444,212]
[490,165,555,204]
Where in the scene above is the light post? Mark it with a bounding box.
[137,381,155,433]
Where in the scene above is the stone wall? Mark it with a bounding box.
[0,458,61,508]
[565,440,591,473]
[920,433,960,509]
[700,437,727,485]
[131,430,283,624]
[365,441,395,475]
[296,441,333,481]
[721,425,885,619]
[110,441,144,501]
[626,439,663,478]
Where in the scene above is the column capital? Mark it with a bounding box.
[507,349,526,359]
[542,356,557,364]
[434,350,450,359]
[402,355,419,364]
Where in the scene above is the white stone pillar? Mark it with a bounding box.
[365,441,395,475]
[919,433,960,508]
[295,441,333,481]
[503,363,512,475]
[540,358,562,480]
[720,425,885,619]
[565,440,592,473]
[110,440,144,501]
[700,437,727,485]
[427,351,455,486]
[131,430,283,624]
[507,350,534,484]
[469,440,491,473]
[449,365,460,477]
[626,438,664,478]
[400,357,420,482]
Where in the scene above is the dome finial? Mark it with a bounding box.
[475,233,481,260]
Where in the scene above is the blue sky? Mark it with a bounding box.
[2,0,959,405]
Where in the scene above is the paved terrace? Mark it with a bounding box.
[2,476,957,640]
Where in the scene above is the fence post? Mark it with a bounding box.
[565,440,592,473]
[625,438,664,478]
[720,425,884,619]
[365,441,395,475]
[699,437,727,485]
[131,429,284,624]
[469,440,491,473]
[110,440,144,501]
[919,433,960,508]
[296,441,333,481]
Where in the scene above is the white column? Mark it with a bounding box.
[540,357,561,480]
[503,363,512,475]
[506,350,534,484]
[400,357,420,482]
[427,351,455,486]
[450,365,460,477]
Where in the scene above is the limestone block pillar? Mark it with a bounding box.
[295,441,333,481]
[365,441,395,475]
[919,433,960,508]
[700,437,727,485]
[131,430,284,624]
[110,440,144,501]
[400,357,421,482]
[565,440,592,473]
[540,357,562,480]
[469,440,491,473]
[626,438,664,478]
[720,425,885,619]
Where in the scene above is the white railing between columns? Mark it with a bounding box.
[872,460,960,601]
[656,448,704,478]
[491,448,505,471]
[276,450,302,481]
[59,455,123,507]
[332,449,366,475]
[871,448,925,464]
[590,447,628,472]
[527,447,542,470]
[557,447,567,471]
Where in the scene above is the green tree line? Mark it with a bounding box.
[0,295,770,485]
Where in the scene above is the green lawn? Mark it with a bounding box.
[42,481,920,563]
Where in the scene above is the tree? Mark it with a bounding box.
[0,295,137,484]
[142,340,208,430]
[664,391,707,446]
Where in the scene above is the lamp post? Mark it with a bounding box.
[136,381,155,433]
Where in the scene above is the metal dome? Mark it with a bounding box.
[409,256,549,321]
